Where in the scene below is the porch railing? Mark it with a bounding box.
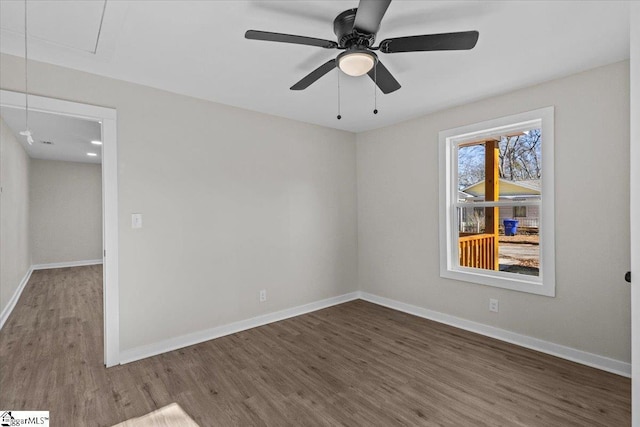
[459,233,496,270]
[510,217,539,228]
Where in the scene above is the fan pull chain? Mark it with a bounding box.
[373,63,378,115]
[336,69,342,120]
[24,0,29,132]
[19,0,34,145]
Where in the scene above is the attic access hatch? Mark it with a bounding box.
[0,0,107,53]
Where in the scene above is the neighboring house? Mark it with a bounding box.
[458,190,472,200]
[460,179,540,229]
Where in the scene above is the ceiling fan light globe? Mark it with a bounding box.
[338,52,375,77]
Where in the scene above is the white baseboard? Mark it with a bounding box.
[120,290,631,376]
[359,292,631,378]
[4,264,628,377]
[119,291,361,364]
[32,259,103,270]
[0,267,33,330]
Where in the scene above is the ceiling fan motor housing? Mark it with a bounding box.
[334,9,375,48]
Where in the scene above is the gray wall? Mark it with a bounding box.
[0,53,359,352]
[357,61,630,362]
[0,116,31,317]
[0,52,630,364]
[30,159,102,265]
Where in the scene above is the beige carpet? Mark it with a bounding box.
[112,403,199,427]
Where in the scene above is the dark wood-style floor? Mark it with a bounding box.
[0,266,630,426]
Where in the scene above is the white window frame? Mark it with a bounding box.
[439,107,555,297]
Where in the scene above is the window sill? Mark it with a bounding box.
[440,268,555,297]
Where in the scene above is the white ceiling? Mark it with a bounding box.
[1,106,102,164]
[0,0,106,53]
[0,1,631,133]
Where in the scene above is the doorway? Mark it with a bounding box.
[0,89,119,366]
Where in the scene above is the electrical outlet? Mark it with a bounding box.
[489,298,499,313]
[259,289,267,303]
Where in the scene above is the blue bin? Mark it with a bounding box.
[503,219,519,236]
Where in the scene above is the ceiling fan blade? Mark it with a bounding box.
[379,31,479,53]
[353,0,392,34]
[245,30,338,49]
[367,60,400,94]
[290,59,337,90]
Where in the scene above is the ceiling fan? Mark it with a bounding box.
[245,0,479,95]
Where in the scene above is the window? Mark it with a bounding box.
[513,206,527,218]
[439,107,555,296]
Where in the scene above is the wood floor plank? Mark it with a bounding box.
[0,266,631,426]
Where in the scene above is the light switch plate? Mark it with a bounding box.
[131,213,142,229]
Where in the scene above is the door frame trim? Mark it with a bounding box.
[630,4,639,423]
[1,90,120,367]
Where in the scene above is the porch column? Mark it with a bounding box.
[485,139,500,270]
